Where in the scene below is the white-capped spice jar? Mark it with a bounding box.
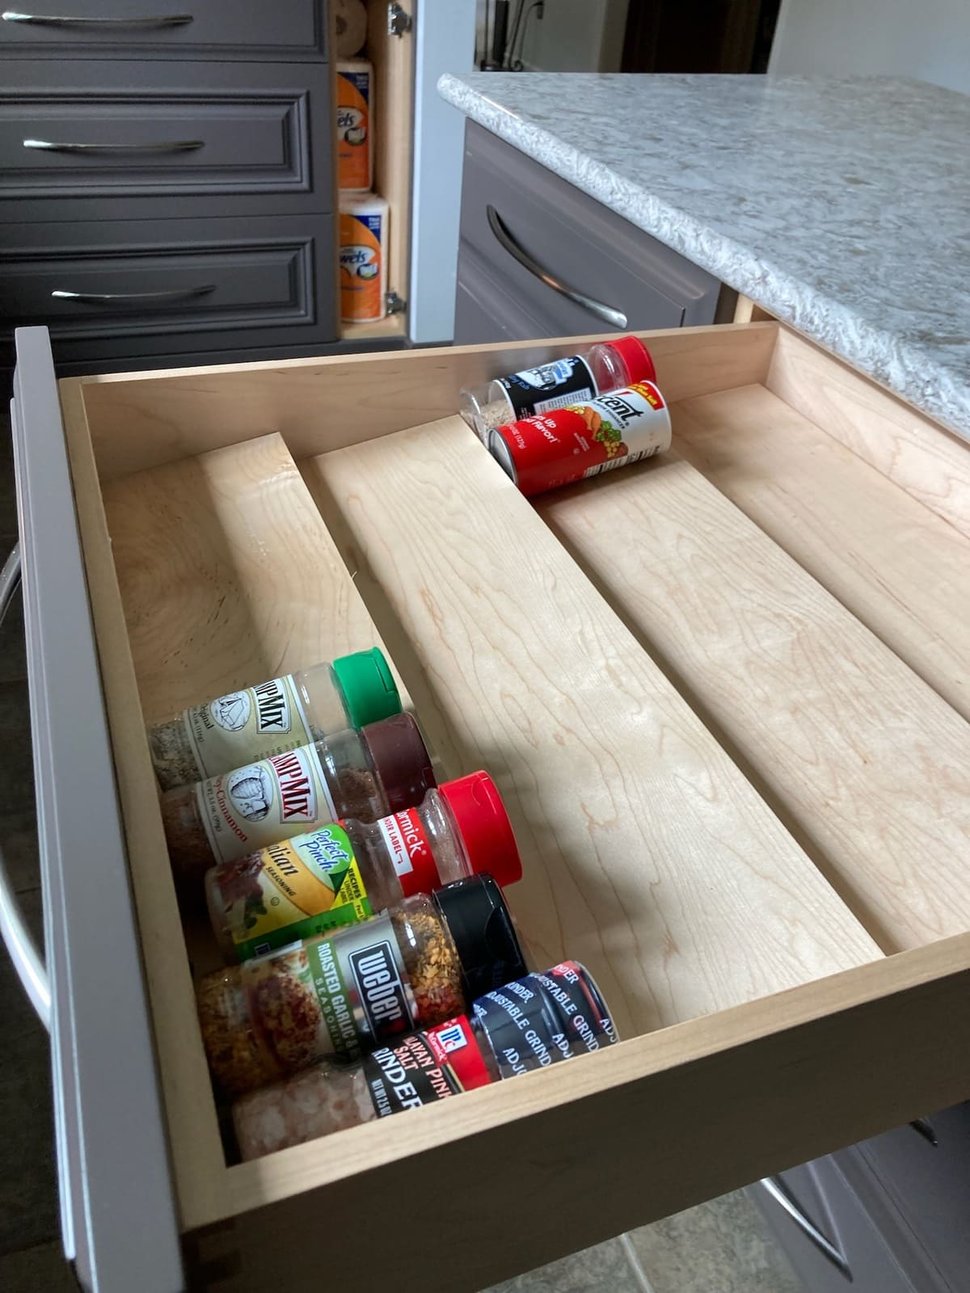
[231,961,617,1158]
[489,380,672,498]
[460,335,656,442]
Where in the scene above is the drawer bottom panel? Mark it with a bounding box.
[0,214,337,363]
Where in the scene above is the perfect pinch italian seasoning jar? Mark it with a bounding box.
[204,770,522,961]
[460,336,656,442]
[147,647,400,791]
[490,380,672,498]
[231,961,617,1159]
[162,711,436,882]
[196,874,526,1096]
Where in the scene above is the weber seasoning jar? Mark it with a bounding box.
[196,874,526,1096]
[205,770,523,961]
[147,647,400,791]
[162,712,435,882]
[490,380,673,498]
[460,335,656,442]
[232,961,617,1159]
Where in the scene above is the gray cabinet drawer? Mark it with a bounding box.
[0,214,337,363]
[0,60,332,221]
[0,0,326,60]
[455,121,719,345]
[752,1161,925,1293]
[853,1106,970,1291]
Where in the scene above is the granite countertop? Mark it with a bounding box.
[438,72,970,440]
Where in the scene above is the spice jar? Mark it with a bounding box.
[490,380,672,498]
[460,336,656,442]
[162,711,437,882]
[197,874,526,1095]
[147,647,400,791]
[232,961,616,1158]
[205,770,522,961]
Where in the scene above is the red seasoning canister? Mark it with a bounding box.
[488,380,672,498]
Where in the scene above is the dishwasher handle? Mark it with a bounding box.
[0,544,51,1030]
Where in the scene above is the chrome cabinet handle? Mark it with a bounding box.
[24,138,203,154]
[52,284,215,304]
[0,545,51,1032]
[486,203,628,330]
[909,1117,939,1146]
[2,10,193,27]
[759,1176,852,1279]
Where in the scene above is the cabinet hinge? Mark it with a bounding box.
[385,290,407,315]
[387,2,413,37]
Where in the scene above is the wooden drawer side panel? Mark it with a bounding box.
[301,414,880,1042]
[538,391,970,954]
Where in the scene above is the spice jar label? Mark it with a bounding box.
[182,675,314,778]
[500,356,596,418]
[196,744,337,865]
[305,916,417,1062]
[220,824,376,961]
[363,1015,492,1117]
[493,381,671,497]
[376,807,434,884]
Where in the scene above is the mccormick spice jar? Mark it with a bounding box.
[162,712,436,882]
[196,875,526,1095]
[490,380,672,498]
[460,336,656,442]
[232,962,617,1158]
[205,770,522,961]
[148,647,399,791]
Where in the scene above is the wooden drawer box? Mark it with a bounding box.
[9,320,970,1292]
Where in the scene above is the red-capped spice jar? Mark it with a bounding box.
[460,336,656,442]
[204,770,522,960]
[489,380,672,498]
[232,961,617,1159]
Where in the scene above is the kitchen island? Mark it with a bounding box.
[438,72,970,440]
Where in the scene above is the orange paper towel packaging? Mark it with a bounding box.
[336,59,373,191]
[339,193,388,323]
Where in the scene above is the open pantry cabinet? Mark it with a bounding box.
[9,319,970,1292]
[340,0,476,347]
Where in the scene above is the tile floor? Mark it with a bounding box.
[0,415,802,1292]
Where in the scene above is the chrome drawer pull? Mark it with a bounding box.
[0,545,51,1032]
[24,137,203,154]
[760,1176,852,1279]
[2,10,193,27]
[486,203,628,330]
[52,284,215,304]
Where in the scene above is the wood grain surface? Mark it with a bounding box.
[540,426,970,953]
[302,415,880,1042]
[76,323,775,481]
[102,432,405,724]
[674,383,970,722]
[767,328,970,539]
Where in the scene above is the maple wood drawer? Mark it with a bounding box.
[8,319,970,1292]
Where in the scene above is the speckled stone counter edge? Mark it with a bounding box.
[439,72,970,442]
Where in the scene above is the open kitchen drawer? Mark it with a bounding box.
[8,320,970,1292]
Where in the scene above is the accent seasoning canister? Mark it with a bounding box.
[488,380,672,498]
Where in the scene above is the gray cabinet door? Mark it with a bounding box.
[0,213,338,364]
[0,59,333,222]
[0,0,326,60]
[454,121,719,346]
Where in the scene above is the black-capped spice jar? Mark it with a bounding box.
[162,712,435,882]
[204,770,522,961]
[196,875,526,1095]
[232,962,617,1158]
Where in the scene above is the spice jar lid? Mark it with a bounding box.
[360,712,437,813]
[438,771,523,888]
[607,335,656,385]
[433,874,527,1000]
[332,648,401,728]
